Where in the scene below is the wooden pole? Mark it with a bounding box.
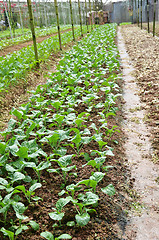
[93,0,96,28]
[69,0,75,41]
[89,0,93,31]
[27,0,39,67]
[54,0,62,50]
[140,0,142,29]
[137,0,139,27]
[3,0,13,39]
[78,0,83,37]
[146,0,150,33]
[153,0,156,36]
[85,0,89,32]
[17,0,24,34]
[8,0,15,37]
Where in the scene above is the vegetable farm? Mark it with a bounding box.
[0,0,159,240]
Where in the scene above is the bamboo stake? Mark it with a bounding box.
[17,0,24,34]
[140,0,142,29]
[3,0,13,39]
[78,0,83,37]
[85,0,89,32]
[27,0,39,67]
[89,0,93,31]
[93,0,96,28]
[8,0,15,37]
[137,0,139,26]
[134,0,137,23]
[69,0,75,41]
[153,0,156,36]
[44,0,48,27]
[146,0,149,33]
[54,0,62,50]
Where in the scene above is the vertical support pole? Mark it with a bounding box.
[137,0,139,26]
[147,0,150,33]
[3,0,13,39]
[8,0,15,37]
[69,0,75,41]
[153,0,156,36]
[140,0,142,29]
[54,0,62,50]
[93,0,96,28]
[85,0,89,32]
[27,0,39,67]
[134,0,137,23]
[17,0,24,34]
[89,0,93,31]
[78,0,83,37]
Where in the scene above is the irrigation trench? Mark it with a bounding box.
[117,27,159,239]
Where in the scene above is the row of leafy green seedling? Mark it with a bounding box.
[0,23,120,240]
[0,26,87,94]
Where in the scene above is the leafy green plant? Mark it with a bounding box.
[15,183,42,203]
[41,231,72,240]
[48,155,76,186]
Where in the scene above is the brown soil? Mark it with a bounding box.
[0,28,72,57]
[121,25,159,160]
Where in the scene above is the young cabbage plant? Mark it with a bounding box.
[15,183,42,204]
[41,231,72,240]
[73,191,99,227]
[68,129,92,156]
[48,155,76,187]
[49,197,71,226]
[23,160,51,182]
[83,156,106,172]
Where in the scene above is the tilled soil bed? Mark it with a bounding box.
[121,25,159,160]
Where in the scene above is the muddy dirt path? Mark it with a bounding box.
[118,27,159,240]
[0,28,72,56]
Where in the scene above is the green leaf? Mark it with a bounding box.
[29,220,39,231]
[57,234,72,239]
[48,133,60,147]
[90,172,105,183]
[0,177,8,186]
[15,225,28,236]
[0,227,14,240]
[16,146,28,158]
[40,231,54,240]
[37,161,51,171]
[101,184,116,196]
[66,221,75,227]
[12,202,27,220]
[75,213,90,226]
[0,142,6,154]
[49,212,64,221]
[56,197,71,211]
[11,172,25,183]
[57,155,74,167]
[11,108,23,121]
[29,183,42,193]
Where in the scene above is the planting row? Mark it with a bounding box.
[0,23,120,239]
[0,25,72,51]
[0,26,87,94]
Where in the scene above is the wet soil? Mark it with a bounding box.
[0,28,72,57]
[118,27,159,239]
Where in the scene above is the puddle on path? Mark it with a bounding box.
[118,27,159,240]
